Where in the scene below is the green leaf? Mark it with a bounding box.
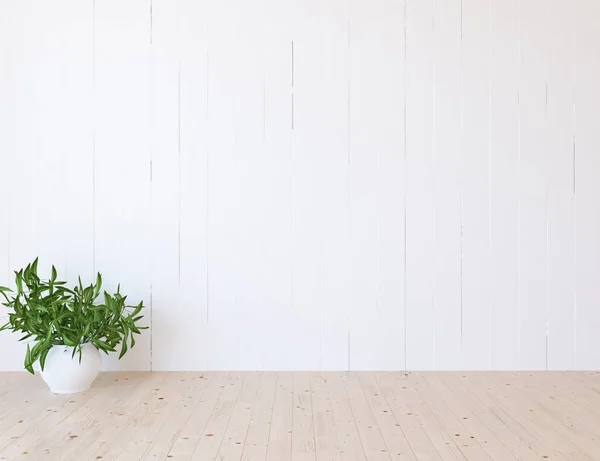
[39,347,50,371]
[63,335,78,347]
[93,273,102,299]
[93,339,115,353]
[31,257,39,275]
[15,271,23,294]
[24,344,34,375]
[119,339,128,359]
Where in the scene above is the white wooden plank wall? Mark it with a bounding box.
[489,0,519,370]
[405,0,435,370]
[433,0,462,370]
[462,0,492,370]
[0,0,599,371]
[574,0,600,370]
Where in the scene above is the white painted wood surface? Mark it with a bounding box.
[461,0,491,370]
[574,0,600,370]
[0,0,598,371]
[405,0,435,371]
[489,0,520,371]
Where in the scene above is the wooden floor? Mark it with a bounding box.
[0,372,600,460]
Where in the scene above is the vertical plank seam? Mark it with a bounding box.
[177,63,181,288]
[432,0,437,371]
[149,0,154,372]
[375,4,382,370]
[263,3,268,371]
[488,0,493,371]
[291,40,294,130]
[516,0,521,371]
[459,0,465,370]
[318,3,324,371]
[206,10,210,349]
[347,0,351,371]
[290,0,297,373]
[544,0,549,371]
[403,0,408,373]
[92,0,97,276]
[571,0,577,369]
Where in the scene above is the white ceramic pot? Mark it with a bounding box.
[40,343,101,394]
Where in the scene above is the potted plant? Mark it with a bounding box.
[0,258,147,394]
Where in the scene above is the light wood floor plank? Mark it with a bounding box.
[516,372,600,444]
[376,372,446,461]
[216,372,263,461]
[64,372,171,461]
[0,372,598,461]
[0,373,118,457]
[556,372,600,420]
[140,373,214,460]
[310,372,341,461]
[0,373,113,441]
[189,372,246,460]
[395,373,465,461]
[162,372,231,459]
[439,372,543,461]
[421,373,518,460]
[117,373,197,461]
[342,372,390,461]
[486,372,600,460]
[291,371,316,461]
[482,372,591,461]
[326,372,367,461]
[357,372,416,461]
[456,372,570,461]
[0,373,45,417]
[96,373,189,461]
[394,372,473,460]
[241,372,278,461]
[266,372,293,461]
[29,372,149,459]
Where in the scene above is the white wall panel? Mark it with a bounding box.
[293,0,323,370]
[263,0,294,370]
[206,0,244,370]
[518,0,549,370]
[349,0,402,371]
[320,0,351,370]
[462,0,491,370]
[60,0,95,285]
[490,0,520,370]
[433,0,462,370]
[34,0,69,278]
[234,0,267,369]
[0,0,599,372]
[546,0,575,371]
[375,0,406,371]
[574,0,600,370]
[405,0,434,370]
[178,0,209,371]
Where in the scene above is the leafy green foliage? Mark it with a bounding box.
[0,258,147,374]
